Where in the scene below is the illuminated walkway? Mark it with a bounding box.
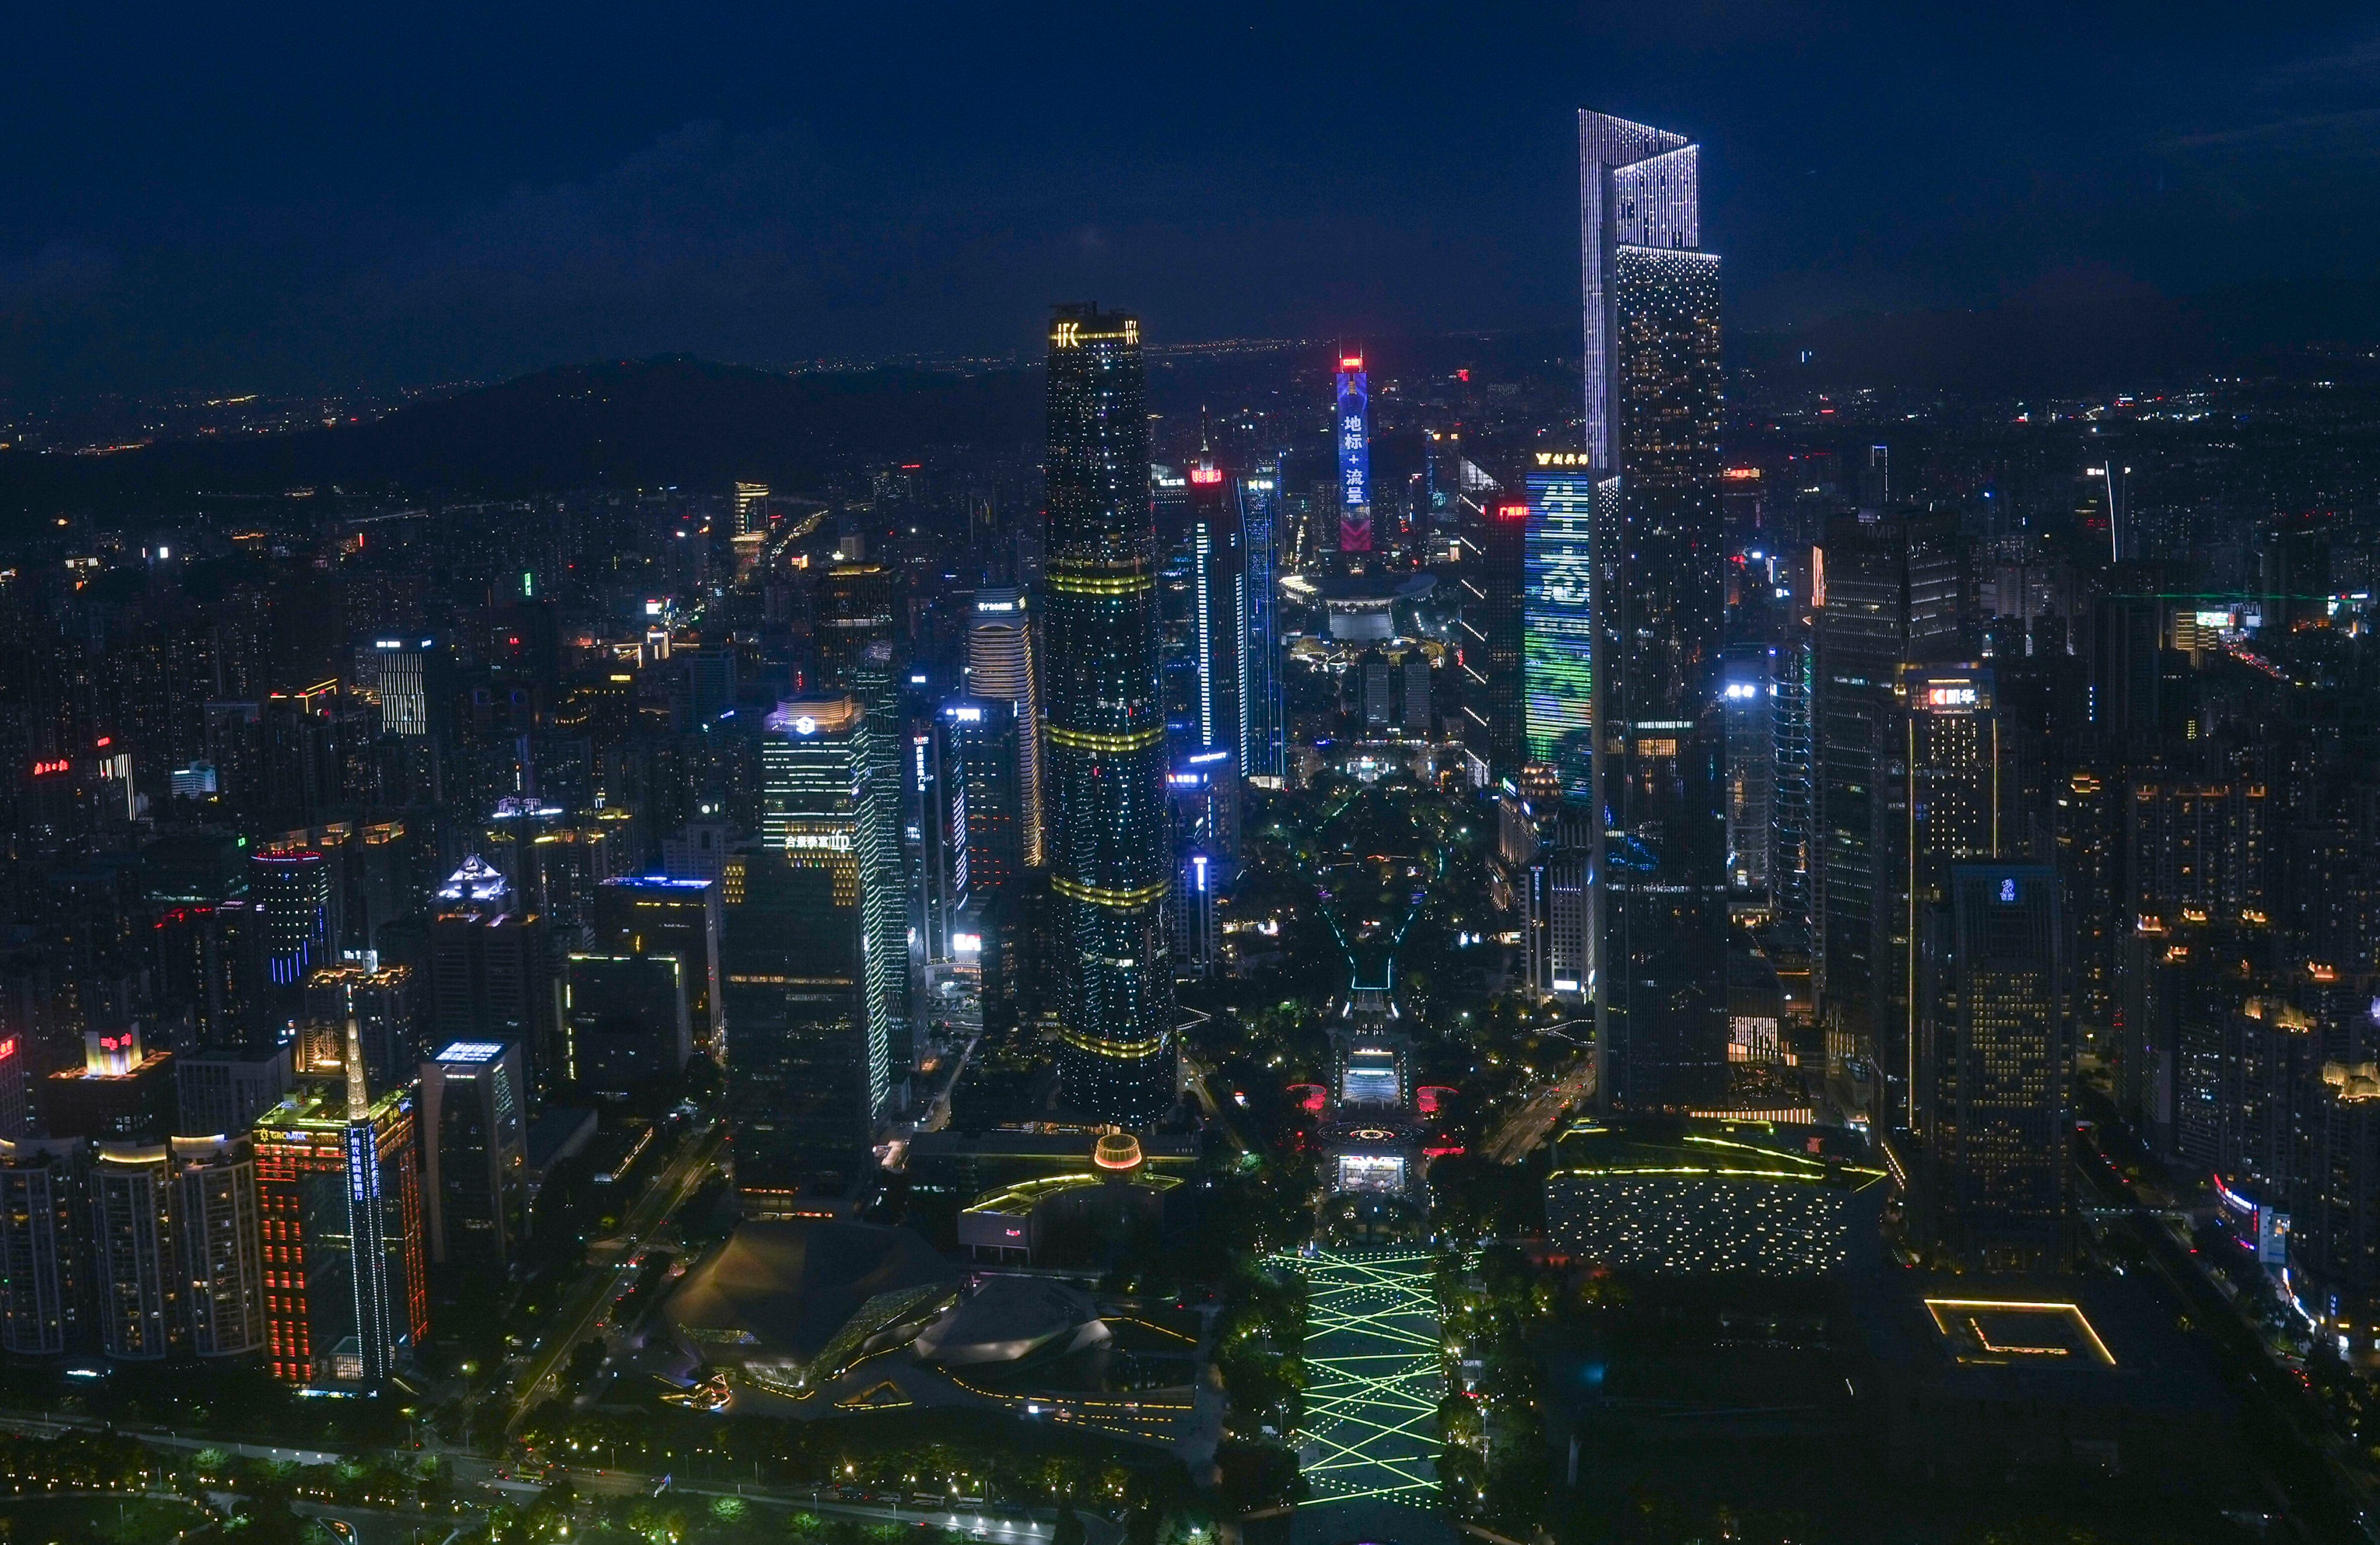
[1279,1245,1444,1538]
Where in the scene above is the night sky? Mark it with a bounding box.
[5,2,2375,403]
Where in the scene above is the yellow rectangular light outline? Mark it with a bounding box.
[1922,1299,2116,1366]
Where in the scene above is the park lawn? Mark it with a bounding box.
[0,1495,210,1545]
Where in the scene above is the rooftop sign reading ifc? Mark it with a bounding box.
[1051,318,1138,347]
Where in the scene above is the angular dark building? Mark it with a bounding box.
[1042,304,1176,1122]
[936,697,1026,1037]
[1918,863,2068,1271]
[1458,495,1529,783]
[1579,111,1727,1110]
[1811,514,1961,1092]
[1237,465,1287,783]
[418,1039,527,1271]
[563,953,692,1099]
[592,875,722,1060]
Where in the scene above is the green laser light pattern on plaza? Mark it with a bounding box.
[1279,1248,1442,1508]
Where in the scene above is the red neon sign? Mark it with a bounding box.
[1338,356,1363,371]
[1188,467,1223,485]
[31,759,69,777]
[1496,503,1530,522]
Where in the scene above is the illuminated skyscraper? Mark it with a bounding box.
[371,640,432,737]
[769,697,900,1095]
[732,481,770,538]
[732,698,899,1190]
[173,1135,265,1359]
[1186,457,1244,762]
[1522,459,1598,791]
[1812,513,1962,1074]
[1335,357,1372,557]
[1579,109,1727,1111]
[253,1015,426,1389]
[964,588,1044,867]
[1769,627,1816,963]
[1043,304,1175,1122]
[1884,665,2005,1121]
[1919,863,2067,1270]
[938,697,1025,1035]
[817,564,895,693]
[1720,644,1774,897]
[1459,493,1529,782]
[939,698,1023,905]
[1237,465,1286,781]
[89,1142,181,1360]
[250,849,332,991]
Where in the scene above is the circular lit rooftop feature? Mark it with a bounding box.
[1093,1131,1143,1171]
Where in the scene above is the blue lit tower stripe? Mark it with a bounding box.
[1522,464,1598,787]
[1044,304,1175,1121]
[1186,464,1242,758]
[1336,362,1372,554]
[1237,467,1284,780]
[342,1008,396,1387]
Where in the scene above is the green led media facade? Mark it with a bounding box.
[1522,462,1603,790]
[1043,304,1176,1123]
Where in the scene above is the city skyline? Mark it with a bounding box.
[0,60,2375,1545]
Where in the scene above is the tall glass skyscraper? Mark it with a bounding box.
[964,589,1043,868]
[1919,863,2068,1270]
[1237,464,1286,781]
[1186,458,1244,762]
[1579,109,1727,1112]
[1043,304,1175,1123]
[752,697,899,1128]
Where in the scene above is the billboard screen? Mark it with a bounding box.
[1336,360,1371,553]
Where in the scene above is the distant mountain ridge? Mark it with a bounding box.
[0,354,1043,521]
[3,273,2373,528]
[1735,271,2380,394]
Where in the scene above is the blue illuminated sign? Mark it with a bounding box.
[1336,359,1371,553]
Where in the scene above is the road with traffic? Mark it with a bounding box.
[504,1120,728,1432]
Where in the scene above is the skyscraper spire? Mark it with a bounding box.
[342,987,370,1122]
